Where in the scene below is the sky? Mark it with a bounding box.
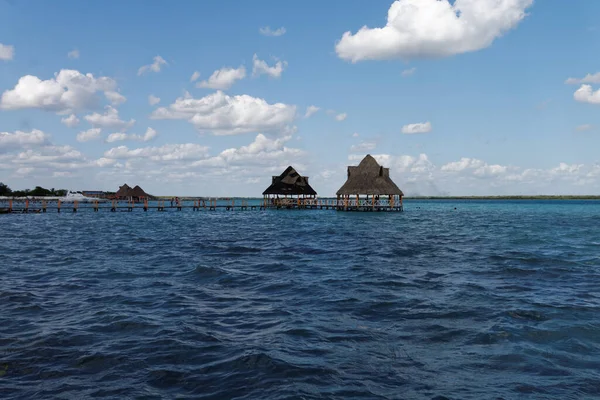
[1,0,600,196]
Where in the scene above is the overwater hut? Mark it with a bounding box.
[115,184,131,198]
[114,184,151,202]
[336,154,404,209]
[128,185,150,201]
[263,166,317,205]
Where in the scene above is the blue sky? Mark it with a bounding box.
[1,0,600,196]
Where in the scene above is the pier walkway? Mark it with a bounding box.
[0,198,403,213]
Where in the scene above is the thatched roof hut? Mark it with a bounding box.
[336,155,403,196]
[115,184,131,198]
[263,166,317,196]
[114,183,151,199]
[128,185,150,199]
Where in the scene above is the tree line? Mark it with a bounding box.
[0,183,68,197]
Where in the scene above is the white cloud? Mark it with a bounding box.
[551,163,583,174]
[352,132,360,138]
[304,105,320,118]
[84,106,135,130]
[0,69,118,113]
[441,157,485,172]
[137,55,168,76]
[574,84,600,104]
[148,95,160,106]
[104,91,126,105]
[76,128,102,143]
[199,134,304,167]
[68,49,80,59]
[151,90,296,136]
[106,127,158,143]
[259,26,286,37]
[5,145,88,170]
[441,157,508,177]
[190,71,201,82]
[0,129,50,151]
[576,124,593,132]
[402,121,432,134]
[335,113,347,121]
[104,143,210,161]
[565,73,600,85]
[401,67,416,77]
[252,54,287,78]
[350,141,377,153]
[61,114,80,128]
[335,0,533,62]
[197,66,246,90]
[0,43,14,61]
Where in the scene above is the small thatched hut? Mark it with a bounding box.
[115,184,131,198]
[336,154,403,205]
[128,185,150,200]
[263,166,317,202]
[114,183,151,201]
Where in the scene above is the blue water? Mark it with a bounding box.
[1,200,600,399]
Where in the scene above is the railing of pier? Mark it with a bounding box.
[0,197,403,213]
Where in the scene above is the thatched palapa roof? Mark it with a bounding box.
[128,185,150,198]
[115,183,151,198]
[336,155,403,196]
[115,184,131,198]
[263,166,317,196]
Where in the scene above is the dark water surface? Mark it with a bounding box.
[1,200,600,399]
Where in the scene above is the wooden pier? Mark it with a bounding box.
[0,198,403,214]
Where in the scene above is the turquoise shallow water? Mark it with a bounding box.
[1,200,600,399]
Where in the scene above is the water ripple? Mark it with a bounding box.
[1,200,600,398]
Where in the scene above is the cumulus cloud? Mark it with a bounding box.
[565,73,600,85]
[148,95,160,106]
[0,129,50,151]
[61,114,80,128]
[190,71,201,82]
[441,157,508,177]
[0,43,14,61]
[137,55,168,76]
[151,90,296,136]
[576,124,593,132]
[104,91,126,105]
[0,69,118,113]
[401,67,416,77]
[195,134,304,168]
[104,143,210,161]
[68,49,80,59]
[4,145,89,171]
[259,26,286,37]
[304,105,320,118]
[350,141,376,153]
[252,54,287,78]
[335,0,533,62]
[402,122,432,134]
[197,66,246,90]
[106,127,158,143]
[335,113,347,121]
[84,106,135,130]
[76,128,102,143]
[574,85,600,104]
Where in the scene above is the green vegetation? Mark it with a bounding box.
[0,182,67,197]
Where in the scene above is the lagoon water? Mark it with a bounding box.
[1,200,600,399]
